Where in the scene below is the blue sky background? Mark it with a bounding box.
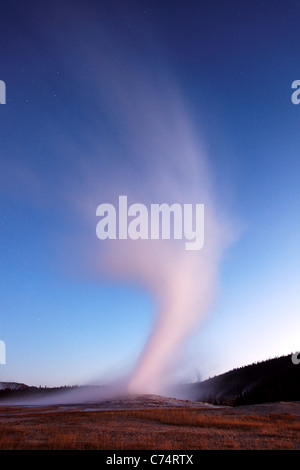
[0,0,300,387]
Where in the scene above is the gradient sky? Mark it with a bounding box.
[0,0,300,387]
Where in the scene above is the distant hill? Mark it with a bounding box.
[184,354,300,406]
[0,382,109,403]
[0,382,29,391]
[0,382,74,402]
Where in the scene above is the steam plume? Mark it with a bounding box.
[71,72,231,395]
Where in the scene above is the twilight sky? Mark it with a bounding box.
[0,0,300,388]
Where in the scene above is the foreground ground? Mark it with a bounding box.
[0,396,299,450]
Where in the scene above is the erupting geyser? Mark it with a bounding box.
[72,69,232,397]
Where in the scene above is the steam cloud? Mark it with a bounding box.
[69,68,231,396]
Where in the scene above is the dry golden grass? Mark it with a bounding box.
[0,404,299,450]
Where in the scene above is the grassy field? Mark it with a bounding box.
[0,402,299,450]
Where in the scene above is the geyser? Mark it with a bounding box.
[69,64,232,397]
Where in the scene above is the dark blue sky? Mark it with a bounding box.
[1,0,300,387]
